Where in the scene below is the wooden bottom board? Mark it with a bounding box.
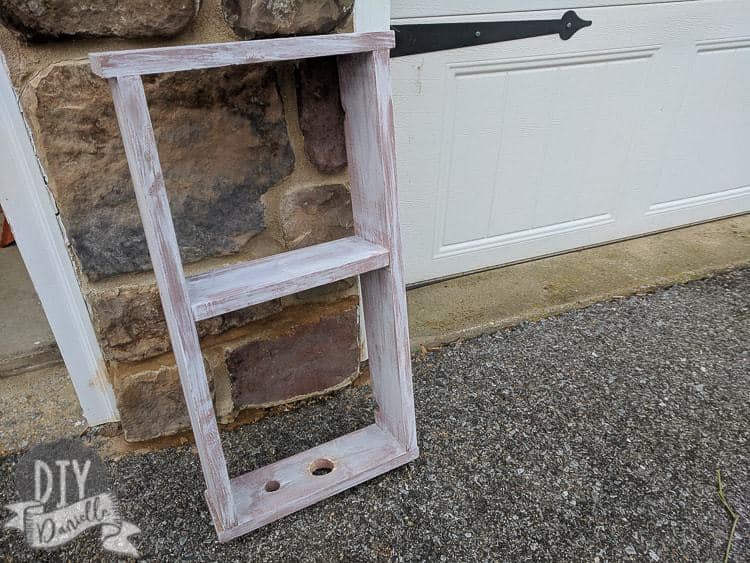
[206,424,418,542]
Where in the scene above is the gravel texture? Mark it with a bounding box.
[1,269,748,562]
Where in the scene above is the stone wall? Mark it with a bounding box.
[0,0,360,441]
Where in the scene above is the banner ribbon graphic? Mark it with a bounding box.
[5,492,140,557]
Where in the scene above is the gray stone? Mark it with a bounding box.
[89,284,282,362]
[227,299,358,407]
[279,183,353,250]
[297,57,347,173]
[0,0,198,41]
[25,62,294,280]
[222,0,353,39]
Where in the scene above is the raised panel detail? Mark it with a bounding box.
[648,38,750,216]
[434,47,657,258]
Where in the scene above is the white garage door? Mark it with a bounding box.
[391,0,750,284]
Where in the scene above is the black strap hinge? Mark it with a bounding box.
[391,10,592,58]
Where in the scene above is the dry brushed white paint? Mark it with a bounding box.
[0,53,118,425]
[392,0,750,283]
[353,0,392,360]
[339,47,418,452]
[89,32,395,77]
[108,74,237,530]
[92,31,418,541]
[187,236,389,321]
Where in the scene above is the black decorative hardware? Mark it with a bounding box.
[391,10,592,58]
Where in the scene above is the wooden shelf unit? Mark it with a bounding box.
[89,31,418,541]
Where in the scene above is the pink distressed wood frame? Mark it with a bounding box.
[89,31,418,542]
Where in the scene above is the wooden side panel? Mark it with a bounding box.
[338,50,418,452]
[108,76,237,530]
[90,31,395,78]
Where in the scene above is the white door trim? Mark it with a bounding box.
[0,53,119,425]
[354,0,390,32]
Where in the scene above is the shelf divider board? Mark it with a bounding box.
[95,31,418,542]
[89,31,394,77]
[187,237,389,321]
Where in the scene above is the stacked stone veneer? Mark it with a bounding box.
[0,0,361,441]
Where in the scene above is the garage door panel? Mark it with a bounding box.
[393,0,750,284]
[392,97,445,267]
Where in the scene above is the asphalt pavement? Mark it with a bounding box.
[1,268,748,561]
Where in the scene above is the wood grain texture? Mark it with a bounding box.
[338,49,418,452]
[207,424,418,542]
[107,75,237,531]
[90,31,395,78]
[187,236,389,321]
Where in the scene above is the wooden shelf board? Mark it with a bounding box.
[207,424,418,542]
[187,236,389,321]
[89,31,395,78]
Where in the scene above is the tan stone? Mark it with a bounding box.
[208,350,236,424]
[0,0,198,41]
[89,284,282,362]
[293,279,356,302]
[113,359,213,442]
[24,61,294,280]
[279,183,353,250]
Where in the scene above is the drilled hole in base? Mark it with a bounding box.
[265,480,280,492]
[310,458,334,476]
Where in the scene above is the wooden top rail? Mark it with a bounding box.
[89,31,395,78]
